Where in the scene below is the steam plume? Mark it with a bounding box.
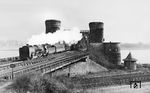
[28,27,82,45]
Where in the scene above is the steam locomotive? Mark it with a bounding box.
[19,42,80,61]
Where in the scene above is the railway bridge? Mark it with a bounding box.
[0,51,88,80]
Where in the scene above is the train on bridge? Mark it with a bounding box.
[19,41,85,61]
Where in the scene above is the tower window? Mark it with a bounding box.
[115,48,118,52]
[109,49,111,51]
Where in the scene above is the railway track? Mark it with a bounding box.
[0,51,79,71]
[0,51,88,80]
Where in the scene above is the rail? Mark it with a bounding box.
[0,51,88,80]
[0,51,81,71]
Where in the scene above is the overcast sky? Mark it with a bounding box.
[0,0,150,43]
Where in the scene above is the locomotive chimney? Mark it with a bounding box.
[45,19,61,34]
[89,22,104,43]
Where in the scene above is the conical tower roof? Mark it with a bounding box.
[123,52,137,62]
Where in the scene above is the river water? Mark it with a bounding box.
[0,50,19,58]
[121,49,150,64]
[0,49,149,64]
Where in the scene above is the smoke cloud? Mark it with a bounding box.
[28,27,82,45]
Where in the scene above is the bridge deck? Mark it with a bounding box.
[0,51,88,80]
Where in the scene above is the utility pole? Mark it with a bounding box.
[10,64,16,80]
[68,65,71,77]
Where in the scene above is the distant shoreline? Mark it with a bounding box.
[0,47,150,51]
[121,48,150,50]
[0,49,18,51]
[120,43,150,50]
